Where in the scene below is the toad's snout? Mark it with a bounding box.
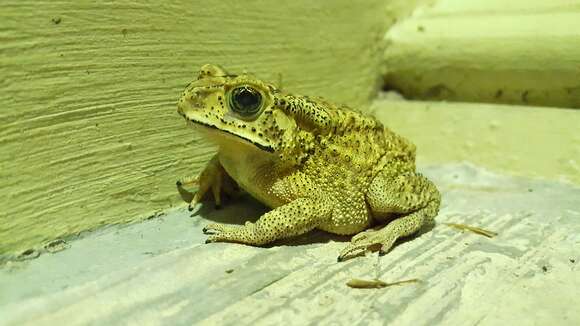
[177,85,205,117]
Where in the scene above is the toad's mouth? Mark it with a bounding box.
[186,118,274,153]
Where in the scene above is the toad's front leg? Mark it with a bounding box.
[177,155,238,210]
[204,197,332,245]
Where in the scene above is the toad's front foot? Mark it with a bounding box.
[177,156,238,211]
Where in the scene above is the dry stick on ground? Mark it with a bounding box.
[444,223,498,238]
[346,278,420,289]
[347,223,497,289]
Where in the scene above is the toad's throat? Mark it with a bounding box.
[188,118,274,153]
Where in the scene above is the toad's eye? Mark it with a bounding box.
[229,86,262,116]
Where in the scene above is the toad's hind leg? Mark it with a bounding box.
[338,172,440,261]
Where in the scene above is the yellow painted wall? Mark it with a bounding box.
[0,1,391,261]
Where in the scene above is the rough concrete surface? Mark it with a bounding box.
[1,164,579,325]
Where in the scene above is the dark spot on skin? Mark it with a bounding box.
[51,17,61,25]
[542,265,548,272]
[217,96,222,101]
[251,127,256,132]
[495,89,503,98]
[570,258,576,263]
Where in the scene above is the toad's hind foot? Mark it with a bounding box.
[337,228,391,262]
[337,199,438,262]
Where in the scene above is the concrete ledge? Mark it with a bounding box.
[372,97,580,185]
[383,0,580,108]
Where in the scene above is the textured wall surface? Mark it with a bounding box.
[0,1,390,260]
[372,98,580,185]
[384,0,580,108]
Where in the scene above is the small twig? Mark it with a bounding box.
[444,223,498,238]
[346,278,420,289]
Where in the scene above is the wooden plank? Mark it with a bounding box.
[1,164,579,325]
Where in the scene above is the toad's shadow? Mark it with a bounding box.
[192,194,433,248]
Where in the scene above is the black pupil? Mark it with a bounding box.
[232,87,261,114]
